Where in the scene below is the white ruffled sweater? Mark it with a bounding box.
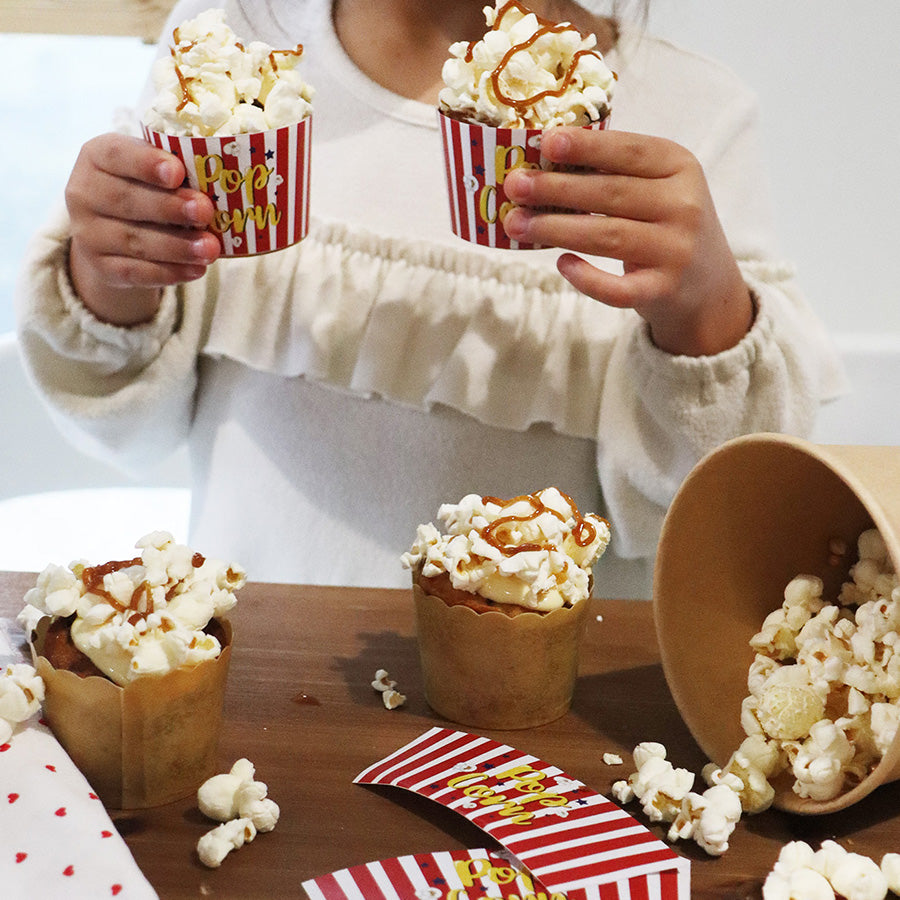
[16,0,845,596]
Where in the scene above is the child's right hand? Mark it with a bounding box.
[65,133,220,326]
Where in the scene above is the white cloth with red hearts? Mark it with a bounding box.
[0,621,157,899]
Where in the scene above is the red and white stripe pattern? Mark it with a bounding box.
[303,848,684,900]
[438,110,608,250]
[355,728,689,898]
[303,848,542,900]
[143,117,311,257]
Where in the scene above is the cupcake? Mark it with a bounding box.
[401,488,610,729]
[437,0,615,248]
[142,8,314,256]
[17,531,245,809]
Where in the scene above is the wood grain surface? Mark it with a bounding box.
[2,573,899,899]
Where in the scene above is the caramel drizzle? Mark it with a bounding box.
[167,28,303,112]
[463,1,604,115]
[269,44,304,73]
[479,489,604,556]
[80,552,206,620]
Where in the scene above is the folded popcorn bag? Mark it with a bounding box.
[402,488,610,729]
[438,1,614,249]
[654,433,900,814]
[18,532,245,809]
[142,9,313,256]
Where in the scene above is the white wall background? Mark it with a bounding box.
[646,0,900,336]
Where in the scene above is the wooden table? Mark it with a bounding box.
[2,572,899,899]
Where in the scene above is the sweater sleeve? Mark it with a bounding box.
[15,205,205,474]
[596,85,847,558]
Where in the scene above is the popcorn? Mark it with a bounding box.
[196,758,279,867]
[144,8,314,137]
[381,689,407,710]
[0,663,45,744]
[882,853,900,893]
[439,0,614,128]
[764,841,892,900]
[372,669,406,709]
[741,529,900,804]
[613,742,741,857]
[371,669,397,692]
[19,531,245,686]
[198,758,280,832]
[401,488,610,612]
[602,752,623,766]
[667,784,742,857]
[196,818,257,868]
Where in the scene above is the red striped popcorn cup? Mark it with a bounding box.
[438,108,608,250]
[143,118,312,257]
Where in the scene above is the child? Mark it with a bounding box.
[16,0,844,595]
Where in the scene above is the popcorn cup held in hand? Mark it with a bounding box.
[437,109,607,250]
[143,119,312,257]
[653,432,900,814]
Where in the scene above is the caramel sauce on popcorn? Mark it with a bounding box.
[463,0,606,116]
[479,489,601,556]
[269,45,304,73]
[81,552,206,619]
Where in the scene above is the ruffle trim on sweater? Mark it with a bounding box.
[199,217,631,439]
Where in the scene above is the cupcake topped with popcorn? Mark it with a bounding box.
[405,487,610,728]
[143,7,314,137]
[19,531,245,808]
[439,0,615,129]
[403,487,610,613]
[19,531,244,686]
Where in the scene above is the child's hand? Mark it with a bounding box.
[65,133,220,325]
[503,128,754,357]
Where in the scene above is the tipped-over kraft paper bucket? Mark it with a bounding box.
[653,432,900,814]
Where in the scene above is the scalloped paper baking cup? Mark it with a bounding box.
[143,118,311,256]
[31,617,233,810]
[413,579,591,729]
[437,109,608,250]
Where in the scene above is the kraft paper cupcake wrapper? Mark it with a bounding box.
[31,617,232,810]
[413,581,591,730]
[438,109,608,250]
[654,432,900,814]
[353,727,690,897]
[143,118,311,257]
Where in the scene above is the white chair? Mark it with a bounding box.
[0,332,190,571]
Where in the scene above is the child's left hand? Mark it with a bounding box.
[502,127,754,357]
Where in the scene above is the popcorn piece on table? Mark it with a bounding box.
[612,742,747,857]
[197,818,257,868]
[196,758,279,867]
[763,840,893,900]
[0,662,44,743]
[372,668,406,709]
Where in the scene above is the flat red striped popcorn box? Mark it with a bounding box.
[354,727,690,898]
[143,118,312,257]
[302,847,684,900]
[437,109,607,250]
